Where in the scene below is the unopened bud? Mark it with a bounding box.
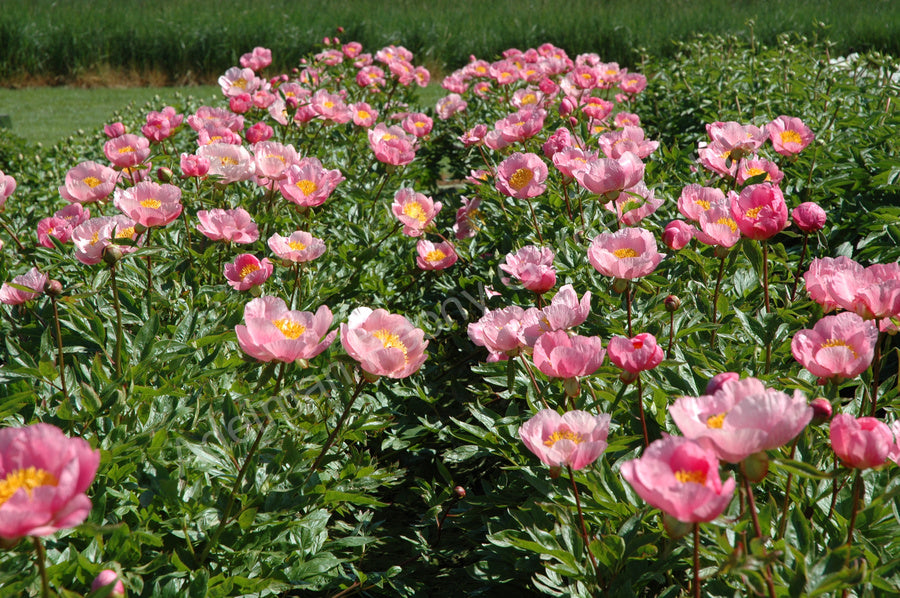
[45,280,63,297]
[548,465,562,479]
[156,167,174,183]
[103,245,123,266]
[662,513,692,540]
[612,278,629,294]
[664,295,681,312]
[563,377,581,398]
[453,485,466,499]
[740,451,769,483]
[810,397,833,424]
[714,245,730,260]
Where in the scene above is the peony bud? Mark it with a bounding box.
[156,167,173,183]
[792,201,826,233]
[454,485,466,499]
[664,295,681,312]
[102,244,123,266]
[810,397,833,424]
[91,569,126,598]
[45,280,63,297]
[740,451,769,483]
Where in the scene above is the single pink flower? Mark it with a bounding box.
[252,141,299,182]
[575,152,644,200]
[490,108,546,146]
[533,331,605,380]
[279,157,344,208]
[37,217,73,248]
[196,144,255,184]
[103,134,151,169]
[141,106,182,143]
[340,307,428,379]
[849,263,900,321]
[180,153,211,178]
[587,227,663,280]
[519,284,592,346]
[196,208,259,243]
[401,112,434,138]
[0,423,99,539]
[695,200,741,248]
[730,183,788,240]
[0,170,15,209]
[91,569,126,598]
[792,202,826,233]
[619,73,647,95]
[224,254,273,291]
[605,182,662,226]
[768,115,814,156]
[103,122,126,138]
[58,161,118,204]
[620,435,736,523]
[54,203,90,228]
[368,123,418,166]
[677,184,725,223]
[453,196,482,240]
[696,141,738,179]
[235,296,336,363]
[188,105,244,133]
[267,231,326,263]
[597,126,658,160]
[542,127,575,158]
[662,220,694,250]
[889,420,900,466]
[519,409,611,471]
[552,147,596,182]
[114,181,183,228]
[72,215,139,265]
[607,333,663,376]
[218,66,263,97]
[706,121,768,160]
[830,413,892,469]
[468,306,527,361]
[669,377,813,463]
[415,240,458,270]
[0,267,48,305]
[500,245,556,293]
[803,257,865,313]
[240,46,272,71]
[351,102,379,128]
[198,125,242,146]
[495,152,548,199]
[309,89,352,124]
[391,188,442,236]
[245,122,274,144]
[435,94,467,120]
[791,312,879,383]
[736,158,784,187]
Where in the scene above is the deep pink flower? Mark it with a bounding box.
[141,106,182,143]
[730,183,788,240]
[736,158,784,186]
[519,409,611,470]
[669,377,813,463]
[103,134,151,169]
[245,122,274,144]
[340,307,428,379]
[830,413,892,469]
[180,153,211,178]
[235,297,335,363]
[415,240,458,270]
[678,184,725,223]
[58,161,118,204]
[91,570,126,598]
[575,152,644,200]
[267,231,326,263]
[791,312,879,383]
[495,152,548,199]
[607,333,663,375]
[533,331,605,380]
[768,115,814,156]
[196,208,259,243]
[368,123,418,166]
[114,181,182,228]
[0,423,99,539]
[500,245,556,293]
[792,202,827,233]
[279,158,344,208]
[662,220,694,250]
[240,46,272,71]
[468,306,527,361]
[37,217,73,248]
[391,188,442,236]
[587,227,663,280]
[224,254,273,291]
[620,435,736,523]
[0,267,48,305]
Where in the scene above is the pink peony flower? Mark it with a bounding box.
[103,134,151,169]
[597,126,658,160]
[37,217,73,248]
[803,257,865,313]
[240,46,272,71]
[607,333,663,376]
[340,307,428,379]
[54,203,90,228]
[830,413,892,469]
[197,144,255,184]
[620,435,736,523]
[495,152,548,199]
[792,202,827,233]
[532,331,605,380]
[587,227,663,280]
[706,121,768,160]
[103,122,126,138]
[224,254,273,291]
[519,409,611,471]
[468,306,527,361]
[113,181,183,228]
[694,200,741,248]
[575,152,644,200]
[552,147,596,182]
[141,106,182,143]
[669,377,813,463]
[58,161,118,204]
[401,112,434,138]
[278,158,344,208]
[736,158,784,186]
[0,267,48,304]
[218,66,262,97]
[267,231,326,263]
[500,245,556,293]
[415,240,458,270]
[662,220,695,250]
[768,115,814,156]
[519,284,592,346]
[677,184,726,223]
[368,123,418,166]
[435,93,468,120]
[605,182,662,226]
[245,121,274,144]
[391,188,442,236]
[72,215,139,265]
[351,102,379,128]
[889,420,900,466]
[0,423,99,539]
[453,196,482,240]
[705,372,740,395]
[730,183,788,241]
[196,208,259,243]
[91,570,126,598]
[252,141,299,182]
[235,297,336,363]
[791,312,879,383]
[180,153,211,178]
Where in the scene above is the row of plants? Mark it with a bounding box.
[0,30,899,597]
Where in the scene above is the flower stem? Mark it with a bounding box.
[625,281,633,337]
[525,197,544,244]
[110,265,124,377]
[846,469,863,546]
[302,375,368,488]
[869,330,884,416]
[743,474,777,598]
[51,296,68,401]
[692,523,701,598]
[519,354,549,409]
[635,375,649,447]
[761,241,771,314]
[567,465,600,585]
[711,252,727,345]
[33,537,50,598]
[789,233,809,302]
[666,310,675,358]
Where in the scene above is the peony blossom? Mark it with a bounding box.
[415,240,458,270]
[267,231,326,263]
[620,435,735,523]
[36,217,73,248]
[197,144,255,184]
[468,306,527,362]
[453,196,482,240]
[103,134,151,170]
[792,202,827,233]
[141,106,183,143]
[575,152,644,200]
[791,312,879,383]
[607,333,664,378]
[340,307,428,379]
[694,200,741,248]
[72,215,139,265]
[768,115,814,156]
[532,331,605,381]
[368,123,418,166]
[0,267,48,305]
[113,181,183,228]
[58,161,118,204]
[730,183,788,240]
[0,423,100,539]
[587,227,663,280]
[830,413,892,469]
[180,153,211,178]
[235,296,335,363]
[662,220,694,250]
[196,208,259,243]
[677,184,725,223]
[240,46,273,71]
[802,257,865,313]
[391,188,442,236]
[223,254,273,291]
[91,570,126,598]
[519,409,611,471]
[518,284,592,347]
[500,245,556,293]
[706,121,768,160]
[278,158,344,208]
[495,152,548,199]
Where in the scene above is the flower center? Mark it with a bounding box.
[372,328,408,360]
[220,156,239,166]
[239,263,261,279]
[83,176,102,188]
[613,248,639,259]
[821,338,859,359]
[715,217,738,233]
[0,467,59,505]
[508,168,534,191]
[382,133,397,141]
[115,227,135,239]
[89,231,101,245]
[402,201,428,223]
[746,167,767,179]
[323,101,334,109]
[288,240,307,251]
[296,180,318,195]
[271,318,306,339]
[706,412,726,428]
[780,130,803,144]
[521,94,537,105]
[425,249,447,262]
[266,153,286,163]
[745,206,763,219]
[675,469,707,484]
[140,198,161,209]
[695,199,711,210]
[543,428,584,447]
[357,110,371,119]
[117,146,135,154]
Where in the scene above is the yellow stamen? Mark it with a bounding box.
[520,94,537,105]
[357,110,371,119]
[117,146,135,154]
[715,217,738,233]
[543,428,584,447]
[266,153,286,163]
[115,227,135,239]
[508,168,534,191]
[83,176,102,188]
[296,180,318,195]
[425,249,447,262]
[613,248,639,259]
[140,198,161,209]
[780,130,803,145]
[745,206,763,219]
[0,467,59,505]
[272,318,306,339]
[239,263,261,279]
[706,412,726,429]
[323,101,334,109]
[234,78,247,89]
[288,240,307,251]
[220,156,239,166]
[372,328,408,360]
[675,469,707,484]
[821,338,859,359]
[402,201,428,223]
[89,231,100,245]
[381,133,397,141]
[695,199,711,210]
[746,167,766,178]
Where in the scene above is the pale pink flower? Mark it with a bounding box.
[240,46,272,71]
[103,122,126,138]
[54,203,90,228]
[511,88,545,109]
[500,245,556,293]
[605,182,662,226]
[435,94,467,120]
[460,124,488,147]
[236,297,335,363]
[279,158,344,208]
[453,196,482,240]
[58,161,118,204]
[619,73,648,95]
[0,267,48,304]
[607,333,664,376]
[37,217,73,248]
[889,421,900,466]
[114,181,183,228]
[803,257,865,313]
[391,188,442,236]
[697,141,738,179]
[533,331,605,380]
[223,254,273,291]
[694,200,741,248]
[104,134,150,169]
[706,372,740,395]
[495,152,548,199]
[519,285,592,346]
[587,227,663,280]
[197,144,255,184]
[218,66,263,97]
[252,141,299,181]
[669,377,813,463]
[198,125,242,146]
[468,306,527,361]
[357,65,386,89]
[575,152,644,200]
[188,105,244,133]
[830,414,892,469]
[678,184,726,223]
[0,170,14,209]
[768,115,814,156]
[519,409,611,470]
[852,263,900,320]
[706,121,768,160]
[351,102,378,128]
[552,147,596,182]
[491,108,546,146]
[267,231,326,263]
[662,220,695,251]
[72,215,139,265]
[792,202,827,233]
[736,158,783,186]
[731,183,788,240]
[91,570,125,598]
[415,240,458,270]
[0,424,99,539]
[368,123,417,166]
[620,435,736,523]
[402,112,434,138]
[196,208,259,243]
[310,89,352,124]
[614,112,641,128]
[597,126,658,159]
[791,312,879,383]
[340,307,428,379]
